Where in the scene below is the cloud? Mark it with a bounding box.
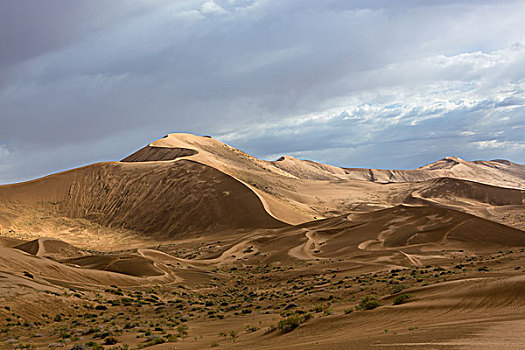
[200,0,227,15]
[0,0,525,182]
[473,140,525,150]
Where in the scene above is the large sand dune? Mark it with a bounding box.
[0,133,524,349]
[0,157,285,241]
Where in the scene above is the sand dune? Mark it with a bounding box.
[199,205,525,268]
[0,158,285,241]
[0,133,524,349]
[407,177,525,206]
[14,237,86,260]
[63,254,165,277]
[346,156,525,189]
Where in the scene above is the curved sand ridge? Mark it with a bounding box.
[0,246,177,288]
[14,237,86,260]
[129,133,308,224]
[167,205,525,268]
[212,205,525,267]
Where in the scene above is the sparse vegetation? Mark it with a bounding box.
[393,293,413,305]
[245,324,260,333]
[277,313,312,333]
[359,296,381,310]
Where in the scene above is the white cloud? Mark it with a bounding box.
[0,145,9,159]
[473,140,525,150]
[200,0,227,15]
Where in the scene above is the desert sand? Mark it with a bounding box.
[0,133,524,349]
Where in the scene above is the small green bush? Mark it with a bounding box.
[393,293,412,305]
[391,284,406,294]
[277,313,312,333]
[104,336,118,345]
[359,296,381,310]
[245,325,259,333]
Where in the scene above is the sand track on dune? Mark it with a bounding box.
[398,250,423,267]
[288,230,326,260]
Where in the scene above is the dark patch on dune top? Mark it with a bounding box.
[121,146,198,162]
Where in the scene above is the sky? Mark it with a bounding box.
[1,0,524,184]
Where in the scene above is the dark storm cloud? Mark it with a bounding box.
[0,0,524,183]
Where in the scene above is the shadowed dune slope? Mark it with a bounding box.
[14,237,86,260]
[404,177,525,206]
[0,159,286,237]
[63,255,164,277]
[349,205,525,249]
[121,145,198,162]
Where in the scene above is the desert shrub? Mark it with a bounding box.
[321,307,332,315]
[277,313,312,333]
[344,308,353,314]
[229,330,238,342]
[245,325,259,333]
[263,326,276,335]
[393,293,412,305]
[70,345,88,350]
[359,296,381,310]
[84,342,103,350]
[177,324,188,337]
[165,334,178,342]
[391,284,407,294]
[312,304,328,313]
[138,336,165,349]
[104,336,118,345]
